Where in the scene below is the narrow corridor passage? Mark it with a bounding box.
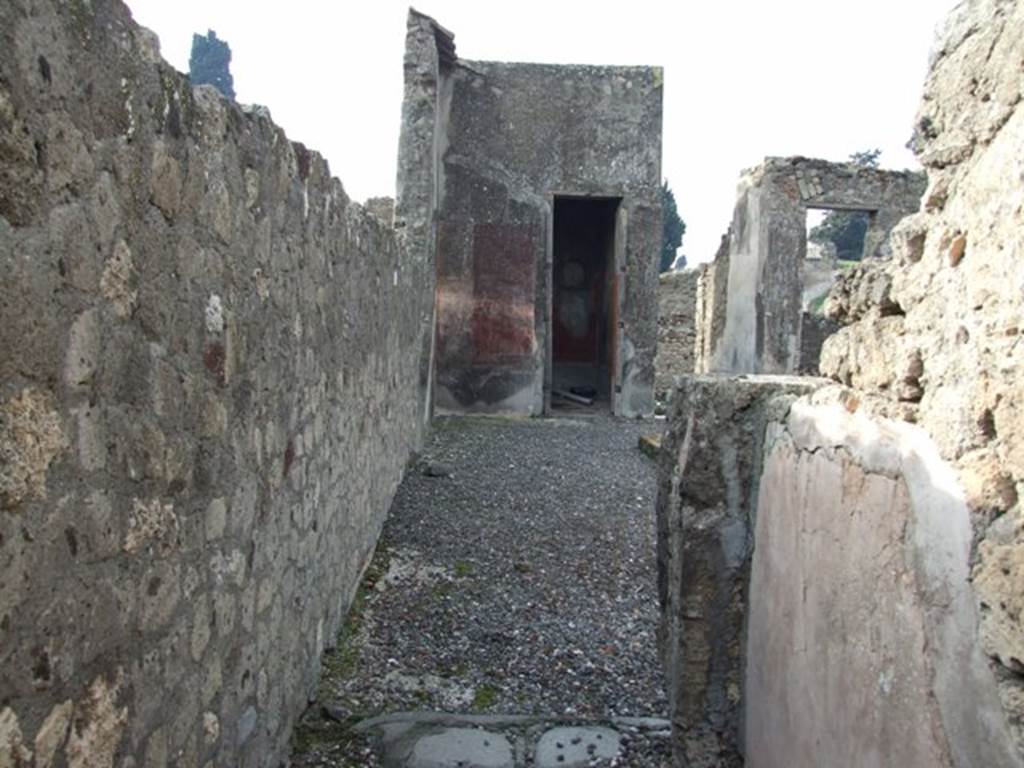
[292,415,669,766]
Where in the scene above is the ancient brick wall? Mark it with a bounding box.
[0,2,433,765]
[655,269,700,401]
[821,0,1024,749]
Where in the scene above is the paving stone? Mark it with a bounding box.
[408,727,514,768]
[534,726,621,767]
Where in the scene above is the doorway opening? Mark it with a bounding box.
[551,196,620,411]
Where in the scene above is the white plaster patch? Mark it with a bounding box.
[205,294,224,334]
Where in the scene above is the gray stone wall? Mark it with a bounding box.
[796,312,839,374]
[821,0,1024,749]
[431,57,663,417]
[658,4,1024,763]
[655,269,700,401]
[656,375,822,767]
[692,232,730,374]
[0,1,433,765]
[657,378,1018,767]
[710,157,924,375]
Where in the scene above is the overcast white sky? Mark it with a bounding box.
[126,1,958,264]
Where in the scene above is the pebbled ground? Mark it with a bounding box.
[290,414,668,766]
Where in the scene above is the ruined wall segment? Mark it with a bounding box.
[656,375,822,767]
[0,1,434,765]
[711,158,923,375]
[659,3,1024,763]
[821,0,1024,748]
[657,378,1019,767]
[655,269,700,402]
[433,59,663,416]
[395,9,455,430]
[747,391,1016,768]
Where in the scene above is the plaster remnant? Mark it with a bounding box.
[205,294,225,334]
[0,389,67,510]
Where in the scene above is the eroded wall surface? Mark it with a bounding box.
[711,158,924,375]
[0,2,433,765]
[433,60,663,416]
[656,375,822,767]
[659,4,1024,764]
[821,0,1024,745]
[655,269,700,401]
[658,379,1018,767]
[747,395,1015,768]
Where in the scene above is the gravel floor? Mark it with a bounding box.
[291,414,668,766]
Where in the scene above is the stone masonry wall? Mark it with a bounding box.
[692,233,730,375]
[656,375,821,767]
[821,0,1024,747]
[0,2,433,766]
[433,58,663,417]
[711,157,923,375]
[657,378,1018,767]
[658,3,1024,765]
[655,269,699,401]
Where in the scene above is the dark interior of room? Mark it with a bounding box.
[551,196,620,410]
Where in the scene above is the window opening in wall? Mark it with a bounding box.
[805,207,873,263]
[551,196,620,411]
[803,206,875,315]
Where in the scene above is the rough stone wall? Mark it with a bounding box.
[711,157,924,375]
[657,378,1019,767]
[692,233,730,374]
[656,375,821,767]
[796,312,839,374]
[655,269,700,401]
[820,0,1024,748]
[395,9,452,430]
[0,2,433,765]
[432,57,663,417]
[364,196,395,227]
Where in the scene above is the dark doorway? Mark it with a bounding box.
[551,196,620,410]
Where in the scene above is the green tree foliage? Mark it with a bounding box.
[808,149,881,261]
[189,30,235,101]
[660,181,686,272]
